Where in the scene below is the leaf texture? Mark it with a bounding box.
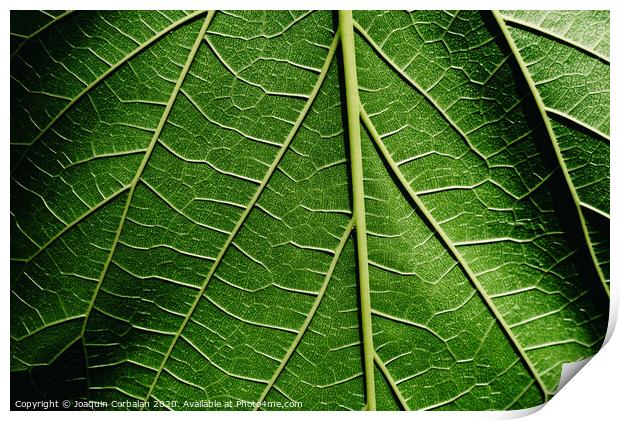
[10,10,610,411]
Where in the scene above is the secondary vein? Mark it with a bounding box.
[544,107,610,143]
[360,106,550,402]
[491,10,609,297]
[140,27,342,405]
[17,185,130,265]
[79,9,216,391]
[253,217,354,410]
[352,20,487,163]
[11,10,209,175]
[373,351,410,410]
[500,14,610,64]
[10,10,75,60]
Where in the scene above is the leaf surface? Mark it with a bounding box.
[10,10,609,411]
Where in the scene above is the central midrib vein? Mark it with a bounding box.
[338,10,377,411]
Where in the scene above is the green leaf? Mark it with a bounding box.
[10,10,609,411]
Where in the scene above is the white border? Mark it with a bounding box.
[3,2,618,419]
[3,1,619,11]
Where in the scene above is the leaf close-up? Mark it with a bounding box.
[10,10,610,411]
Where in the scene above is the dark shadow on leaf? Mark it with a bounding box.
[11,338,88,410]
